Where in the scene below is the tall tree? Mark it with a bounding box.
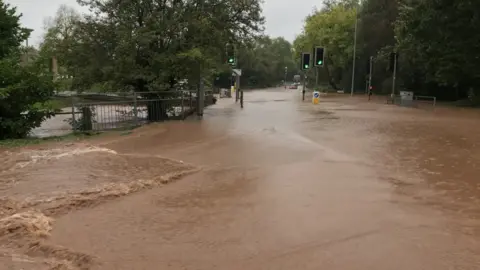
[64,0,265,92]
[0,0,56,139]
[0,1,30,58]
[294,1,356,89]
[395,0,480,99]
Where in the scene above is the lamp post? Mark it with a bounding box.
[350,1,359,96]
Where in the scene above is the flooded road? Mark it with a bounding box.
[1,88,480,269]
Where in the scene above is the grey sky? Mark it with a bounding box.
[6,0,322,45]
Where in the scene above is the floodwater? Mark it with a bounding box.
[1,88,480,269]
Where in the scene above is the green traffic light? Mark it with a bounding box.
[228,58,234,63]
[304,64,309,69]
[317,60,323,65]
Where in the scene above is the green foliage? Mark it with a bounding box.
[352,0,480,100]
[0,1,31,58]
[293,1,356,89]
[39,0,264,93]
[0,0,56,139]
[0,57,56,139]
[237,36,298,88]
[395,0,480,88]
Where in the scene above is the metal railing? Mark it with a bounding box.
[387,94,436,109]
[66,90,214,132]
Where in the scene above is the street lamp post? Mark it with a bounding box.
[350,2,359,96]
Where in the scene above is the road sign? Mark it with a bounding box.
[312,91,320,104]
[233,69,242,76]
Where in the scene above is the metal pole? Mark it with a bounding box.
[133,92,138,125]
[315,67,319,89]
[238,75,243,108]
[25,39,29,63]
[197,67,204,116]
[284,67,287,89]
[392,53,397,96]
[235,75,240,102]
[368,56,373,92]
[240,90,244,108]
[350,3,358,96]
[71,96,76,132]
[302,74,306,101]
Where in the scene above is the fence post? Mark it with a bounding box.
[71,96,76,132]
[133,92,138,126]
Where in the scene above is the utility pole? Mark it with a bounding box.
[284,66,288,89]
[350,3,359,96]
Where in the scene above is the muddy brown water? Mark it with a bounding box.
[1,89,480,269]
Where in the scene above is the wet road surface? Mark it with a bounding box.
[2,88,480,269]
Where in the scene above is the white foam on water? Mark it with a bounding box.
[15,146,118,169]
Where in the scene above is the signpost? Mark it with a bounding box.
[312,91,320,104]
[233,69,243,108]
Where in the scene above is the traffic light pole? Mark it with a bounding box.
[302,74,306,101]
[391,53,397,97]
[368,56,373,97]
[197,68,205,116]
[235,75,239,102]
[237,75,243,108]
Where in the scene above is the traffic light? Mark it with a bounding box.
[314,47,325,67]
[301,53,311,70]
[226,44,236,66]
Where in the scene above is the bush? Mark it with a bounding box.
[0,57,56,139]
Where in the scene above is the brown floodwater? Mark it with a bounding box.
[1,89,480,269]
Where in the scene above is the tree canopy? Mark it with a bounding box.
[37,0,271,92]
[293,1,356,90]
[0,0,56,139]
[295,0,480,102]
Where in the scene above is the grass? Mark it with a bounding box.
[0,132,101,148]
[0,124,141,149]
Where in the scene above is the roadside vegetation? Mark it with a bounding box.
[1,0,298,141]
[294,0,480,104]
[2,0,479,141]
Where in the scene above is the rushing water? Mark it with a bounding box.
[2,89,480,269]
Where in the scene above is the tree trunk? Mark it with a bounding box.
[147,100,168,121]
[324,61,340,90]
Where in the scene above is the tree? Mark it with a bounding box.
[0,0,56,139]
[0,1,30,58]
[293,1,356,90]
[395,0,480,99]
[61,0,265,92]
[355,0,399,93]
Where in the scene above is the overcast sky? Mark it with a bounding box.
[6,0,322,46]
